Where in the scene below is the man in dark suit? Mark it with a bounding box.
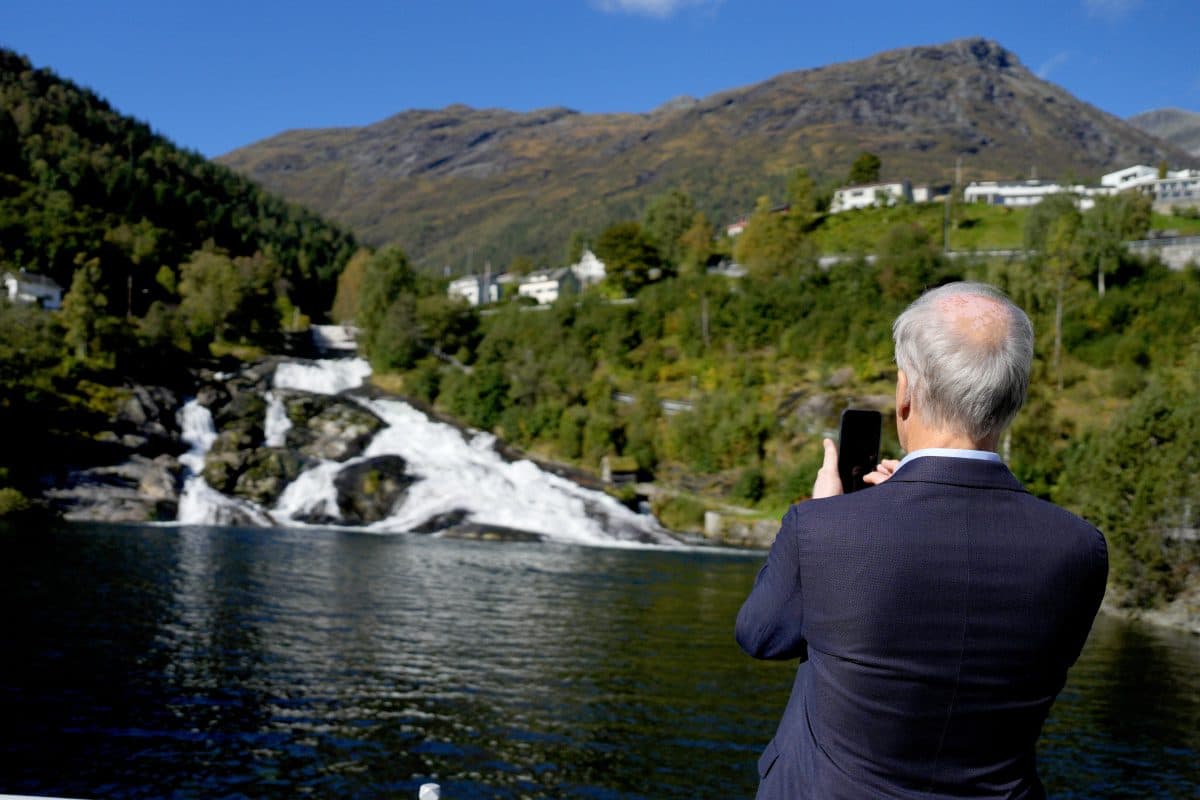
[736,282,1107,799]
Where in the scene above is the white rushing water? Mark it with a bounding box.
[263,391,292,447]
[176,400,274,527]
[181,358,676,547]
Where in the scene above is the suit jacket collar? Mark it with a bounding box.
[887,455,1028,493]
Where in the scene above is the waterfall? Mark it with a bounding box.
[178,358,677,547]
[263,391,292,447]
[175,400,274,527]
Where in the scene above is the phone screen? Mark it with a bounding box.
[837,409,882,493]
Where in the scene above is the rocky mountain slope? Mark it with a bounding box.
[1129,108,1200,157]
[218,38,1196,269]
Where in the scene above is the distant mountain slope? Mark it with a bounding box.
[218,38,1196,270]
[1128,108,1200,157]
[0,49,357,316]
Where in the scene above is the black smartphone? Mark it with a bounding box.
[837,408,882,493]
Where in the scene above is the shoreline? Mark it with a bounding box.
[359,362,1200,635]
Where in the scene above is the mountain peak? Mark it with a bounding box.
[219,39,1194,268]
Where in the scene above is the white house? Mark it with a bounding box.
[829,181,913,214]
[517,268,579,305]
[570,249,606,287]
[725,217,749,237]
[1149,172,1200,208]
[962,180,1110,211]
[447,273,500,307]
[1101,165,1159,189]
[1107,165,1200,209]
[963,180,1071,207]
[3,270,63,309]
[966,165,1200,212]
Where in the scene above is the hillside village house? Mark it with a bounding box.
[1100,164,1200,210]
[447,273,500,307]
[570,249,606,287]
[517,267,579,305]
[829,181,913,213]
[3,269,63,309]
[962,179,1103,209]
[964,165,1200,212]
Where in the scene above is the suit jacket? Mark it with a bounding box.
[735,456,1107,800]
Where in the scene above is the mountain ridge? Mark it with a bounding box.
[218,37,1197,270]
[1128,107,1200,157]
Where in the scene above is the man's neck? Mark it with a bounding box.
[901,423,999,454]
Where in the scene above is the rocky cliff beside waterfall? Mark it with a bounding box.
[41,357,678,547]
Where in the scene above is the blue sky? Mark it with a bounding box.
[3,0,1198,158]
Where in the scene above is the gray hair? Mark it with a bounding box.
[892,282,1034,442]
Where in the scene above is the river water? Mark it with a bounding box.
[1,523,1197,799]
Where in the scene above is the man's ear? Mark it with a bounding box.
[896,370,912,422]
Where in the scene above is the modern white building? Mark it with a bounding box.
[517,268,579,305]
[570,249,606,287]
[3,270,63,309]
[447,273,500,306]
[963,180,1071,207]
[829,181,913,214]
[1101,165,1159,189]
[962,180,1110,211]
[1150,173,1200,208]
[963,166,1200,213]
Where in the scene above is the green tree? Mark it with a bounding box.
[786,167,817,218]
[594,221,662,294]
[732,196,811,278]
[643,189,696,268]
[848,151,882,185]
[1058,368,1200,608]
[330,248,373,323]
[60,255,108,361]
[1082,192,1152,297]
[358,246,420,360]
[875,223,953,300]
[177,249,240,343]
[678,211,715,274]
[1024,194,1083,389]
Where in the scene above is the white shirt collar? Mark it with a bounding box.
[898,447,1002,469]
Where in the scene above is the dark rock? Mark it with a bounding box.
[45,455,183,523]
[441,523,546,543]
[333,456,414,524]
[233,448,308,507]
[282,392,385,461]
[410,509,471,533]
[202,446,252,494]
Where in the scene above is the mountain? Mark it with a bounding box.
[218,38,1196,271]
[1128,108,1200,158]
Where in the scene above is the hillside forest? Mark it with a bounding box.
[1,50,1199,614]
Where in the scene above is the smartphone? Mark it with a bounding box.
[837,408,882,493]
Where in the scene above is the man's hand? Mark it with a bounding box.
[812,438,843,499]
[863,459,901,486]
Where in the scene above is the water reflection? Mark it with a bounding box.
[0,523,1196,799]
[1041,614,1200,798]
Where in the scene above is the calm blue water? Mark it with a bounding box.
[0,523,1196,799]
